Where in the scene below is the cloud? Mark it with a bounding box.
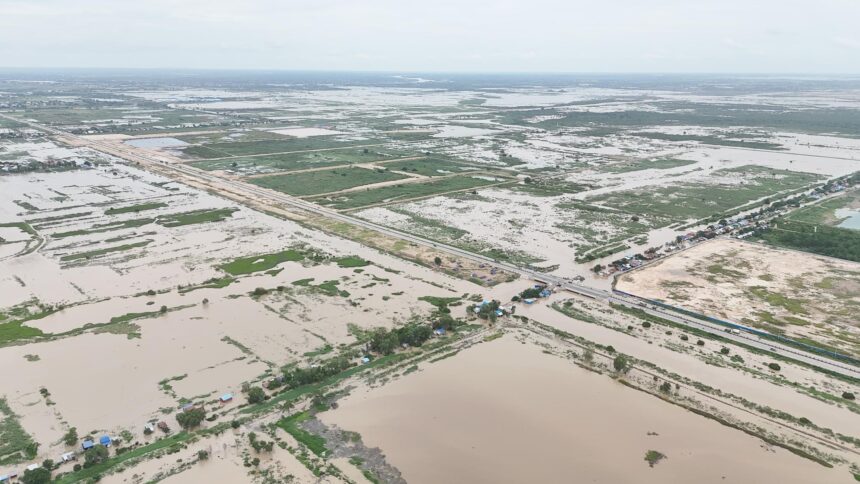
[0,0,858,73]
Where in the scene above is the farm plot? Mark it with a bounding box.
[188,147,410,175]
[248,167,409,197]
[313,175,509,210]
[180,137,379,159]
[377,157,483,176]
[587,166,822,223]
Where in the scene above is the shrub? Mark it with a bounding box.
[198,450,209,460]
[176,407,206,429]
[642,321,651,328]
[843,392,856,400]
[433,256,442,265]
[696,340,705,346]
[768,362,781,371]
[659,382,672,393]
[63,427,78,446]
[231,420,241,429]
[613,355,628,373]
[680,335,689,341]
[720,347,729,355]
[247,386,266,404]
[21,467,51,484]
[84,445,109,468]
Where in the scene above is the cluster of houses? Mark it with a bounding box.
[0,437,110,482]
[596,173,860,277]
[0,157,93,174]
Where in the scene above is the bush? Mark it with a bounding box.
[696,340,705,346]
[659,381,672,393]
[433,256,442,265]
[176,407,206,429]
[63,427,78,446]
[252,287,268,296]
[843,392,856,400]
[231,420,241,429]
[642,321,651,329]
[768,362,781,371]
[21,467,51,484]
[613,355,628,373]
[84,445,110,468]
[247,386,266,404]
[198,450,209,460]
[720,347,729,355]
[680,335,689,341]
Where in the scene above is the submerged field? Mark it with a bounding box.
[324,335,846,484]
[2,74,860,483]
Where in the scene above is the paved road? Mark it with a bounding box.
[4,112,858,378]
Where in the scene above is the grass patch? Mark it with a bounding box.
[334,256,369,268]
[155,208,237,227]
[219,249,305,276]
[60,240,151,262]
[277,412,327,456]
[0,398,38,465]
[105,202,167,215]
[249,167,408,196]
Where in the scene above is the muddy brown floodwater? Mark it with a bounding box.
[323,335,849,484]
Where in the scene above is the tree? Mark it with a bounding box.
[613,355,629,373]
[592,264,604,273]
[720,347,729,355]
[84,444,110,468]
[247,386,266,404]
[42,459,54,470]
[843,392,855,400]
[433,256,442,266]
[159,305,167,314]
[659,381,672,393]
[176,407,206,429]
[631,216,640,222]
[21,467,51,484]
[768,362,781,371]
[369,328,399,355]
[63,427,78,446]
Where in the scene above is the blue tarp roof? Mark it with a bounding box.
[220,393,233,401]
[82,440,94,449]
[99,435,111,446]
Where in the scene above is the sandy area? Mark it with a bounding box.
[616,238,860,354]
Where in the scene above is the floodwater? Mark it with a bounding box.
[836,208,860,230]
[324,336,847,484]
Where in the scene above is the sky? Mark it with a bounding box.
[1,0,859,73]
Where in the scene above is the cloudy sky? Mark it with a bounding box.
[1,0,859,73]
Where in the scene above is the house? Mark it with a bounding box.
[144,423,156,433]
[60,452,76,462]
[220,393,233,403]
[361,356,371,364]
[81,440,95,450]
[434,328,446,336]
[157,421,170,432]
[523,298,537,304]
[0,474,8,482]
[26,464,39,472]
[99,435,112,447]
[180,403,195,412]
